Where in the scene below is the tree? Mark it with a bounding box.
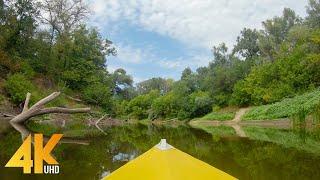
[189,91,212,117]
[232,29,320,105]
[82,82,112,111]
[126,90,160,119]
[0,0,39,56]
[181,67,192,80]
[306,0,320,28]
[56,25,114,90]
[137,77,173,95]
[111,68,134,99]
[39,0,90,45]
[259,8,302,61]
[233,28,260,59]
[212,43,229,65]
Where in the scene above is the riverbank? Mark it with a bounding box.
[192,89,320,123]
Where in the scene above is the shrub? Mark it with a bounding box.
[126,90,160,119]
[4,74,37,104]
[113,100,129,118]
[151,92,180,119]
[189,91,212,117]
[82,83,112,111]
[177,110,191,120]
[20,61,35,77]
[243,89,320,120]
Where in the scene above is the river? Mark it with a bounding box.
[0,120,320,180]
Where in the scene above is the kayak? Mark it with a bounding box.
[104,139,237,180]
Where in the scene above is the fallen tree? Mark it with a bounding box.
[10,92,90,123]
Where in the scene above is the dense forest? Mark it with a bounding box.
[0,0,320,121]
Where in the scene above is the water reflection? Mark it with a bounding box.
[0,121,320,180]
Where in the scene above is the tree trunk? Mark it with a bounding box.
[10,92,90,124]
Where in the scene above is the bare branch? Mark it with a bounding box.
[95,114,108,125]
[22,92,31,112]
[10,92,90,124]
[30,92,60,110]
[0,112,15,118]
[94,114,108,135]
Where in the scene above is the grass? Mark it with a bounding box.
[200,112,235,121]
[243,89,320,120]
[196,106,238,121]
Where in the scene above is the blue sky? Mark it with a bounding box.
[88,0,308,83]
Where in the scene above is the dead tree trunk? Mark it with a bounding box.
[10,92,90,124]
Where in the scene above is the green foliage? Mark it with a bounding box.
[0,1,119,112]
[200,112,235,121]
[0,94,5,103]
[150,91,212,120]
[258,8,302,61]
[20,61,35,77]
[232,28,260,59]
[112,100,129,118]
[312,104,320,123]
[0,0,38,57]
[232,28,320,105]
[111,68,134,100]
[243,89,320,120]
[4,73,39,104]
[136,77,173,95]
[1,0,320,121]
[82,82,112,111]
[56,26,114,90]
[306,0,320,28]
[189,91,212,117]
[151,92,180,119]
[126,90,160,119]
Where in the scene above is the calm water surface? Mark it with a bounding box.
[1,120,320,180]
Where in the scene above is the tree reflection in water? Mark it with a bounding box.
[0,121,320,180]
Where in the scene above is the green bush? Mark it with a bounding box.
[151,92,180,119]
[177,110,191,120]
[112,100,129,118]
[82,83,112,111]
[231,31,320,106]
[20,61,35,77]
[189,91,212,117]
[4,74,38,104]
[150,91,212,120]
[126,90,160,119]
[243,89,320,120]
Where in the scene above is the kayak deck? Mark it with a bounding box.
[104,139,236,180]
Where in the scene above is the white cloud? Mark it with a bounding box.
[111,42,210,70]
[156,54,210,70]
[89,0,308,49]
[113,44,153,64]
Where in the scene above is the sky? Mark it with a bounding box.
[88,0,308,83]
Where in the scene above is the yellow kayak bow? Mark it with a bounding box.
[104,139,236,180]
